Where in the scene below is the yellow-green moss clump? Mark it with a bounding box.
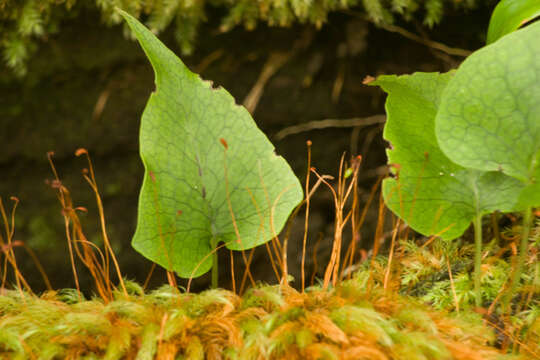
[0,274,532,360]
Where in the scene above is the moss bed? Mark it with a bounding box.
[0,273,530,360]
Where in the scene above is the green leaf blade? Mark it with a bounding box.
[436,22,540,206]
[120,10,303,278]
[371,72,523,240]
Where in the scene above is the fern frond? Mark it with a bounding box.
[0,0,494,75]
[424,0,443,27]
[18,0,43,36]
[2,34,28,76]
[362,0,393,24]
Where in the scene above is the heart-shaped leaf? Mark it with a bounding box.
[370,72,523,240]
[436,22,540,208]
[120,10,303,278]
[486,0,540,44]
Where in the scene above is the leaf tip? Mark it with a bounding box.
[115,7,132,22]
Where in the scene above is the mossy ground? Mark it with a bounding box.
[1,273,533,360]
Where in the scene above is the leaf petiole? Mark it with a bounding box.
[473,213,483,308]
[211,236,219,289]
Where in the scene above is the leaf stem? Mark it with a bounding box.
[211,237,218,289]
[504,206,532,311]
[473,213,483,308]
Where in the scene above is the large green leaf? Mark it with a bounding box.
[486,0,540,44]
[120,10,303,278]
[436,22,540,207]
[371,73,523,240]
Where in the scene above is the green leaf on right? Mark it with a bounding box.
[370,73,524,240]
[436,22,540,208]
[486,0,540,44]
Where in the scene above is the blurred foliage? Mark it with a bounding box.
[1,0,493,76]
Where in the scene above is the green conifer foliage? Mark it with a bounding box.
[0,0,491,75]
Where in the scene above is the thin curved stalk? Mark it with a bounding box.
[211,237,219,289]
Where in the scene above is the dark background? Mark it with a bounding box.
[0,5,492,293]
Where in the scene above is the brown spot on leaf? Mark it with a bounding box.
[220,138,228,150]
